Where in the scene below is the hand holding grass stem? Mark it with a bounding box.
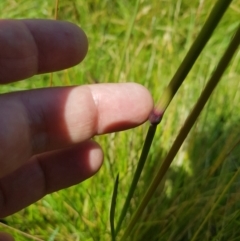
[115,0,233,236]
[120,25,240,240]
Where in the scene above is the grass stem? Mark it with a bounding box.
[115,0,233,237]
[120,25,240,241]
[156,0,233,113]
[110,174,119,241]
[115,125,157,235]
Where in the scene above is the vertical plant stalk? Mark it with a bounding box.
[115,125,157,235]
[120,25,240,241]
[49,0,60,87]
[110,174,119,241]
[155,0,233,113]
[115,0,232,235]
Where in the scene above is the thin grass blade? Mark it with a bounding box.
[115,125,157,234]
[110,174,119,241]
[120,25,240,241]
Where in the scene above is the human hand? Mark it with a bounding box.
[0,19,153,240]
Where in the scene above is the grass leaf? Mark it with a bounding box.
[115,125,157,235]
[110,174,119,241]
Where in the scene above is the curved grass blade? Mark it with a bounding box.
[115,0,233,236]
[110,173,119,241]
[120,25,240,241]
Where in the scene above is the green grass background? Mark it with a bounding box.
[0,0,240,240]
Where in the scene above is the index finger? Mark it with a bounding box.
[0,83,153,177]
[0,19,88,83]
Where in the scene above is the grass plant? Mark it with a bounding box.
[120,24,240,241]
[0,0,240,241]
[115,1,234,237]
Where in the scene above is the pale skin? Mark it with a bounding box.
[0,19,153,240]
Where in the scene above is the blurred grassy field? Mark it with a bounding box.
[0,0,240,240]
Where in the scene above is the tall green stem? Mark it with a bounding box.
[120,25,240,241]
[115,125,157,235]
[110,174,119,241]
[115,0,233,236]
[156,0,233,113]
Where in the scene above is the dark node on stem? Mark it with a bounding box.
[148,108,164,125]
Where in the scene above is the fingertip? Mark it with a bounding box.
[62,21,88,64]
[130,82,154,119]
[103,82,154,132]
[0,19,89,83]
[22,19,89,73]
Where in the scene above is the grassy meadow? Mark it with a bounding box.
[0,0,240,240]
